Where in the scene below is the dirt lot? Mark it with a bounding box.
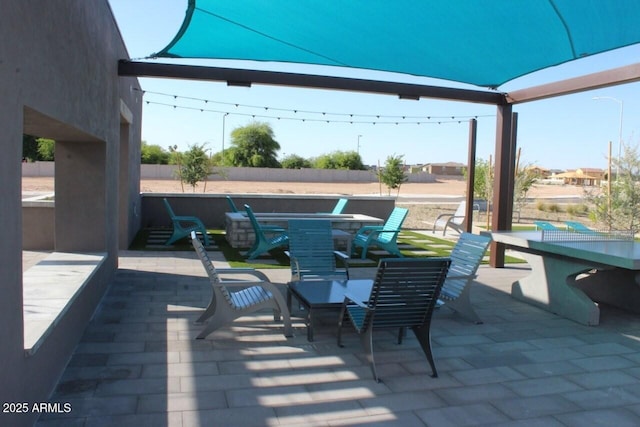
[22,177,594,230]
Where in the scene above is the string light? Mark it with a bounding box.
[135,88,494,123]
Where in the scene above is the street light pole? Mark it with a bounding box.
[357,134,362,154]
[593,96,624,180]
[222,112,229,159]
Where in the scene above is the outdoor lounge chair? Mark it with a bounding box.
[565,220,592,231]
[437,232,491,324]
[328,198,349,214]
[337,257,451,382]
[351,207,409,259]
[163,198,210,246]
[534,220,559,230]
[244,204,289,259]
[226,195,239,212]
[286,219,350,282]
[432,201,479,235]
[190,231,293,339]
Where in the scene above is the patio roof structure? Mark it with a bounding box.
[118,0,640,266]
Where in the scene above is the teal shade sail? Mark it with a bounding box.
[154,0,640,88]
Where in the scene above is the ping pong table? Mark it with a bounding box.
[486,229,640,326]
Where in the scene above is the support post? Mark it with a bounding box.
[465,118,477,232]
[489,105,516,267]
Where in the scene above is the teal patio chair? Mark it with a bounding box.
[352,207,409,259]
[437,232,491,324]
[228,196,285,232]
[565,221,592,232]
[244,204,289,259]
[534,220,559,231]
[337,257,451,382]
[330,198,349,214]
[226,195,239,212]
[286,219,350,282]
[317,198,348,214]
[163,198,210,246]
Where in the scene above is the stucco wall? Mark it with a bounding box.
[1,2,142,425]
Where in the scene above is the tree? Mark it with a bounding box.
[228,122,281,167]
[175,143,214,192]
[23,135,39,162]
[467,158,493,201]
[281,154,312,169]
[586,143,640,231]
[379,154,408,196]
[312,150,366,170]
[141,141,170,164]
[37,138,55,161]
[513,164,540,222]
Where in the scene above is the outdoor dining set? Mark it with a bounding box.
[179,194,492,382]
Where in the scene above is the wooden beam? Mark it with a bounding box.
[506,62,640,104]
[118,61,506,105]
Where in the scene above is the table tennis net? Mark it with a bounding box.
[540,229,636,242]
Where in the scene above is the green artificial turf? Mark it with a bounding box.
[129,227,525,268]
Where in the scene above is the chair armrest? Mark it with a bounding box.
[216,279,272,288]
[342,293,371,310]
[434,213,454,222]
[216,268,270,282]
[355,225,384,234]
[445,273,475,282]
[174,215,205,224]
[333,251,350,279]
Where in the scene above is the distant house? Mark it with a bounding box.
[552,168,605,186]
[421,162,465,176]
[526,165,551,178]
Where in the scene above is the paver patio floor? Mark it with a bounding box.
[35,250,640,426]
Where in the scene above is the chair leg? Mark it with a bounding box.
[337,305,347,347]
[270,290,293,337]
[360,327,380,382]
[196,315,227,339]
[195,297,217,324]
[412,325,437,378]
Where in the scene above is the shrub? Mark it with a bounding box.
[547,203,561,213]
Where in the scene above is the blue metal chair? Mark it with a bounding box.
[337,257,451,382]
[352,207,409,259]
[286,219,350,281]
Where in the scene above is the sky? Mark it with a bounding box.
[108,0,640,171]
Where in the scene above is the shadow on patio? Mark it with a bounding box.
[36,251,640,426]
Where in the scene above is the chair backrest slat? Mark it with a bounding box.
[331,198,349,214]
[442,232,491,299]
[288,220,337,274]
[377,207,408,243]
[364,258,450,330]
